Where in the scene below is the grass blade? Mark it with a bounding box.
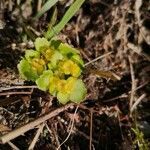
[34,0,58,19]
[45,0,85,39]
[47,6,58,31]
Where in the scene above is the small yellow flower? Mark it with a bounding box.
[39,59,46,65]
[49,76,77,96]
[42,48,54,61]
[49,76,60,95]
[59,60,81,77]
[71,64,81,77]
[57,79,67,93]
[31,58,45,75]
[65,77,76,93]
[59,77,76,94]
[56,77,76,94]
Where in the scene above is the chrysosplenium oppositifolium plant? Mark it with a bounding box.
[18,37,87,104]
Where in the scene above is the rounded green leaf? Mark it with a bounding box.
[69,79,87,103]
[36,70,53,91]
[25,50,40,61]
[58,43,79,56]
[17,59,38,81]
[71,54,84,68]
[50,51,63,68]
[49,76,58,96]
[34,37,49,51]
[48,62,53,70]
[49,39,61,49]
[57,92,70,104]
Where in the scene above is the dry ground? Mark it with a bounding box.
[0,0,150,149]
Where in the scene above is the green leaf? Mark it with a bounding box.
[71,54,84,68]
[57,92,70,104]
[49,39,61,50]
[50,40,83,68]
[47,6,58,31]
[50,51,63,68]
[25,50,40,61]
[23,25,37,41]
[58,43,79,56]
[49,39,80,57]
[47,63,53,70]
[36,70,53,91]
[17,59,38,81]
[48,76,59,96]
[34,0,58,19]
[34,37,49,51]
[69,79,87,103]
[47,50,63,70]
[45,0,85,39]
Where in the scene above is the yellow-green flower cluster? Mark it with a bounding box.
[18,37,87,104]
[58,60,81,77]
[31,58,46,75]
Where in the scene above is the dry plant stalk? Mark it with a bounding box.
[28,123,45,150]
[129,56,136,111]
[7,141,20,150]
[0,103,75,144]
[130,94,146,113]
[56,105,79,150]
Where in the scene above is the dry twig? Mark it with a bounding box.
[7,141,20,150]
[0,91,32,96]
[129,56,137,112]
[84,52,112,66]
[28,123,45,150]
[0,85,37,92]
[130,94,146,113]
[56,105,79,150]
[0,103,75,144]
[45,123,61,149]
